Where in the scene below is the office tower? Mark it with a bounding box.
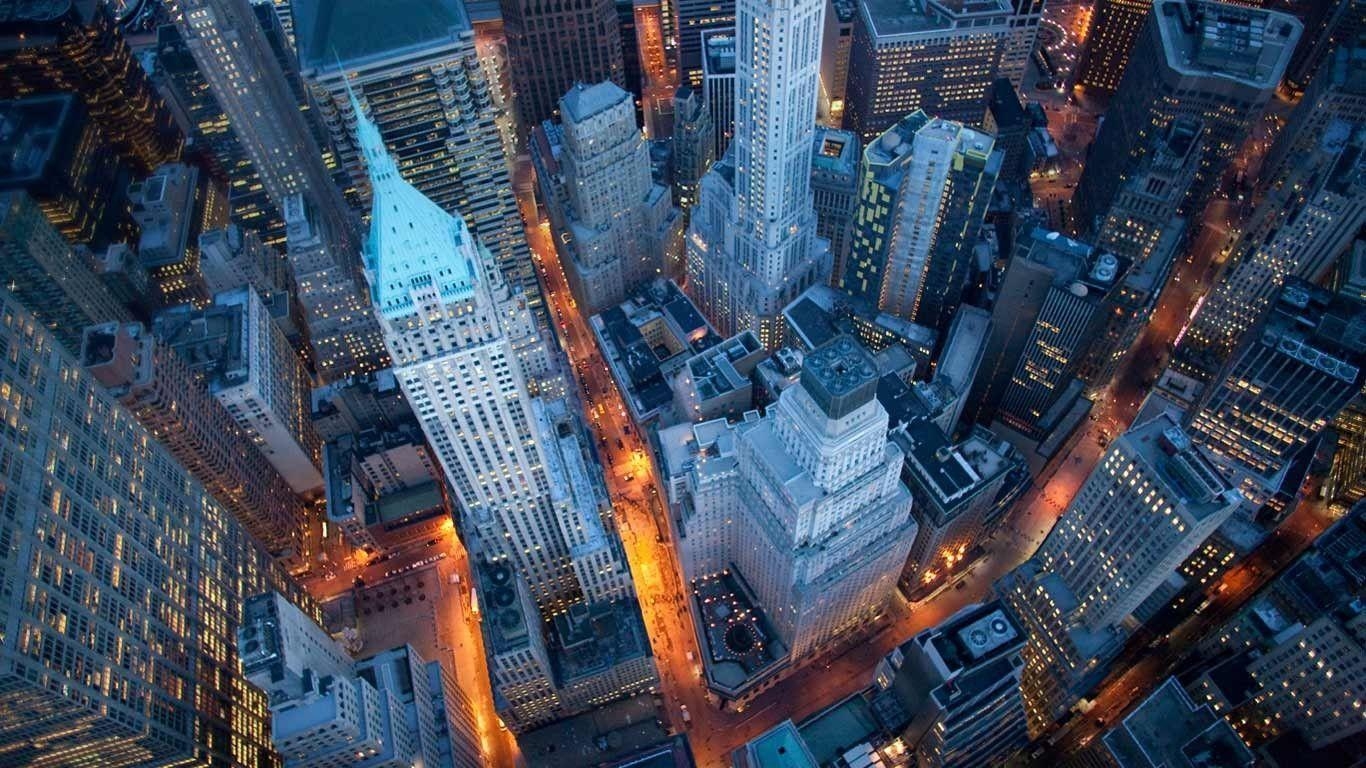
[82,322,307,557]
[1326,393,1366,511]
[675,337,916,662]
[157,287,325,494]
[199,223,291,295]
[1079,118,1203,393]
[1000,413,1240,734]
[1178,126,1365,380]
[0,288,315,767]
[677,0,736,86]
[861,115,997,333]
[499,0,625,125]
[1283,0,1365,94]
[297,1,540,315]
[845,0,1011,140]
[810,127,861,283]
[819,0,856,126]
[0,0,181,172]
[966,228,1128,440]
[685,0,833,348]
[998,0,1044,91]
[701,29,737,160]
[0,95,126,248]
[671,86,715,212]
[128,162,227,308]
[1099,678,1255,767]
[895,421,1020,593]
[1186,280,1365,507]
[933,305,992,432]
[544,81,679,314]
[1261,44,1366,203]
[1073,0,1301,225]
[1075,0,1153,94]
[171,0,386,381]
[872,601,1028,768]
[984,79,1030,184]
[0,190,132,354]
[352,95,625,607]
[152,22,285,248]
[238,593,485,768]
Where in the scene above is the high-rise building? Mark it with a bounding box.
[1078,118,1203,393]
[967,228,1128,439]
[0,0,182,172]
[199,222,291,295]
[998,0,1044,91]
[1073,0,1301,224]
[156,287,325,495]
[0,189,132,354]
[671,337,916,665]
[0,95,126,248]
[152,22,285,249]
[1177,125,1365,380]
[296,0,540,316]
[932,304,992,432]
[819,0,856,126]
[1260,44,1365,211]
[999,413,1240,734]
[1282,0,1365,94]
[845,113,998,333]
[0,288,315,768]
[1186,279,1365,507]
[128,162,228,308]
[237,592,485,768]
[81,322,307,558]
[845,0,1011,140]
[499,0,625,125]
[872,601,1029,768]
[352,93,621,606]
[541,81,680,314]
[685,0,833,349]
[677,0,736,86]
[1075,0,1153,94]
[810,127,861,283]
[671,86,715,212]
[895,421,1021,593]
[1098,677,1256,767]
[700,28,737,161]
[170,0,386,382]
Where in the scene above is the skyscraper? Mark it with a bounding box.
[810,127,861,282]
[670,336,916,666]
[0,0,182,172]
[1185,280,1365,508]
[1079,118,1202,392]
[543,81,679,314]
[1177,126,1365,380]
[676,0,737,86]
[966,228,1128,439]
[686,0,832,348]
[843,113,998,333]
[237,592,485,768]
[81,322,308,559]
[845,0,1011,140]
[156,288,325,495]
[999,413,1240,734]
[296,0,540,314]
[700,28,737,160]
[499,0,625,125]
[872,601,1029,768]
[671,86,715,212]
[1072,0,1301,224]
[353,93,614,606]
[1075,0,1153,94]
[0,189,132,354]
[819,0,856,126]
[1263,45,1366,196]
[0,287,315,767]
[170,0,387,381]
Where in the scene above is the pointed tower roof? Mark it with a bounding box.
[349,79,478,319]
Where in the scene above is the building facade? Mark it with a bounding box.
[499,0,625,126]
[1075,0,1153,94]
[0,287,315,768]
[685,0,833,349]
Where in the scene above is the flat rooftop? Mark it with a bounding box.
[741,721,818,768]
[1155,0,1300,87]
[1103,677,1254,768]
[859,0,1010,42]
[293,0,470,71]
